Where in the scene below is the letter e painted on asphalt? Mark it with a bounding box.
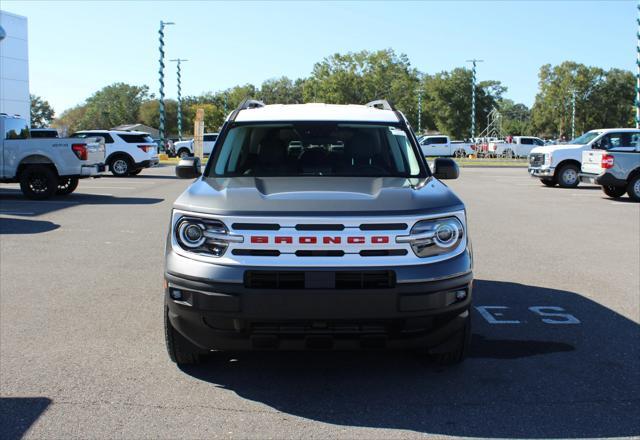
[476,306,521,324]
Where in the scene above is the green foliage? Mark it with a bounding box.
[52,105,87,134]
[423,69,505,139]
[259,77,303,104]
[138,99,178,135]
[30,94,55,128]
[531,62,634,138]
[500,99,531,135]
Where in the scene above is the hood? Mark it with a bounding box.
[174,140,193,148]
[530,143,584,154]
[173,176,464,216]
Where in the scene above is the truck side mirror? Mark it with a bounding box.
[432,157,459,180]
[176,156,202,179]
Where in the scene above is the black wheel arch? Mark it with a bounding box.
[17,156,59,179]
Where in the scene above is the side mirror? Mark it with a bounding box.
[175,156,202,179]
[432,157,459,180]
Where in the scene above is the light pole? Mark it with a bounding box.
[466,59,483,139]
[170,58,188,141]
[417,89,423,133]
[158,20,175,150]
[636,1,640,128]
[571,89,576,140]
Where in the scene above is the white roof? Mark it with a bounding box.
[233,103,400,123]
[77,129,149,135]
[588,128,640,133]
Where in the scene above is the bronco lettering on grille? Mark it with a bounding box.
[250,236,390,244]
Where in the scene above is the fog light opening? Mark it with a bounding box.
[170,289,183,300]
[455,290,467,301]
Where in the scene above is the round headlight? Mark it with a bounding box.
[178,221,206,248]
[434,222,459,247]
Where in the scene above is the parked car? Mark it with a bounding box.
[29,128,59,138]
[528,128,640,188]
[419,135,470,157]
[0,114,105,199]
[71,130,159,177]
[490,136,545,158]
[173,133,219,158]
[166,99,472,366]
[579,142,640,201]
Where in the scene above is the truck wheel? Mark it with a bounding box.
[19,165,59,200]
[56,177,79,195]
[602,185,626,199]
[110,157,132,177]
[557,164,580,188]
[164,307,204,365]
[178,148,191,159]
[627,175,640,202]
[540,178,556,187]
[454,149,466,158]
[429,311,471,366]
[503,148,514,159]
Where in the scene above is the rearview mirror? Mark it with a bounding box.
[432,157,459,180]
[175,156,202,179]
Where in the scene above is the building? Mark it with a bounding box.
[0,10,29,123]
[112,123,160,139]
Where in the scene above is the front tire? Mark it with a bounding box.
[454,149,466,158]
[557,164,580,188]
[164,307,204,365]
[178,148,191,159]
[19,165,58,200]
[540,178,556,187]
[602,185,626,199]
[110,157,132,177]
[56,177,79,195]
[627,175,640,202]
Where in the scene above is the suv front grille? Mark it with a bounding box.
[244,270,396,289]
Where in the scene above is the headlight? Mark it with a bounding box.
[174,216,242,257]
[397,217,464,258]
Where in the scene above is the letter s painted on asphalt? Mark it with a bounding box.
[528,306,581,324]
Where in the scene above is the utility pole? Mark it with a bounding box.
[158,20,175,151]
[571,89,576,140]
[466,59,483,139]
[417,89,423,133]
[637,0,640,128]
[170,59,188,141]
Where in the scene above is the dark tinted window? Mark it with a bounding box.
[118,133,154,143]
[30,129,58,138]
[72,132,115,143]
[423,137,447,145]
[203,134,218,142]
[520,138,533,145]
[209,123,423,178]
[4,118,29,140]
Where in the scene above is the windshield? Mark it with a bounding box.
[569,131,601,145]
[207,122,424,177]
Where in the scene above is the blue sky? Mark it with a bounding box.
[2,0,635,114]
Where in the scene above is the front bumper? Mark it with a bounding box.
[80,163,106,177]
[528,166,554,178]
[165,249,473,351]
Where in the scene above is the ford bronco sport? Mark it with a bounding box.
[165,100,473,365]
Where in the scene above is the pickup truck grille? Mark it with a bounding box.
[244,270,396,289]
[529,153,545,167]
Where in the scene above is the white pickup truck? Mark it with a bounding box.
[528,128,640,188]
[0,114,105,199]
[419,135,471,157]
[490,136,545,158]
[173,133,218,158]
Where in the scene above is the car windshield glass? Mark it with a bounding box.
[569,131,600,145]
[207,122,424,178]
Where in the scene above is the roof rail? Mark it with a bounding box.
[365,99,396,111]
[229,98,266,123]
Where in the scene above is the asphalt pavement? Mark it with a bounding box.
[1,166,638,439]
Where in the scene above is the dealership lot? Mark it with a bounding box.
[1,166,638,439]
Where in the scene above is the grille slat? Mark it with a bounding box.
[244,270,395,289]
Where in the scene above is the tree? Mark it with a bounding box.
[260,76,304,104]
[529,62,633,138]
[78,83,149,129]
[303,49,421,126]
[423,68,505,139]
[30,94,55,128]
[138,99,178,136]
[500,99,531,135]
[52,104,87,135]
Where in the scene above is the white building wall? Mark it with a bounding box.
[0,10,29,123]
